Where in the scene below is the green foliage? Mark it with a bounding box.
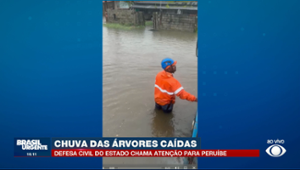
[103,23,145,30]
[103,23,131,30]
[145,21,153,26]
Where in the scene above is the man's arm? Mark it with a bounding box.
[176,89,197,102]
[171,79,197,102]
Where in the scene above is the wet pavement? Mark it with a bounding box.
[103,19,198,165]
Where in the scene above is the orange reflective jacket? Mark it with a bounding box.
[154,71,197,106]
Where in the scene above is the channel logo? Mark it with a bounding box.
[14,138,51,157]
[17,139,48,150]
[266,144,286,157]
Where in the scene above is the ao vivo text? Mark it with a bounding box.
[51,149,260,157]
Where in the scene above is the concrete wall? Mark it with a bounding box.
[106,9,145,26]
[153,13,197,32]
[102,1,114,15]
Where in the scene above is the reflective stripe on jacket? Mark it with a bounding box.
[154,71,196,106]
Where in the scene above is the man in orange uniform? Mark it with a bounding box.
[154,58,197,113]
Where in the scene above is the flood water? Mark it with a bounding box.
[103,19,198,166]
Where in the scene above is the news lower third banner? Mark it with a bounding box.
[14,138,260,157]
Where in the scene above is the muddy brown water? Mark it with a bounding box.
[103,21,198,166]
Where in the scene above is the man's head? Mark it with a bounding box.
[161,58,177,73]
